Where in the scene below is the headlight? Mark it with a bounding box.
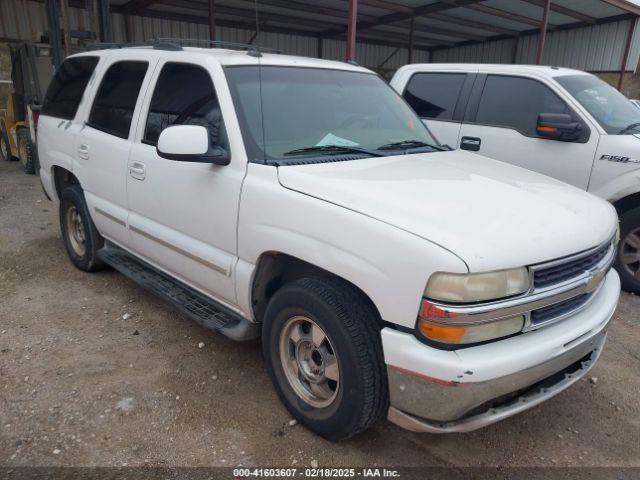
[424,268,530,303]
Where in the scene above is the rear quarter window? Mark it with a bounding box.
[42,56,99,120]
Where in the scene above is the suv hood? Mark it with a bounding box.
[277,151,617,271]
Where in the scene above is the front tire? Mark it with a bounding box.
[615,207,640,294]
[60,185,105,272]
[262,277,388,441]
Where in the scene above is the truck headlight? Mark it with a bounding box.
[424,268,530,303]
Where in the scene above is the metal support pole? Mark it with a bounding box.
[46,0,63,68]
[317,37,323,59]
[618,17,637,91]
[209,0,216,42]
[60,0,71,56]
[346,0,358,62]
[408,16,415,64]
[535,0,551,64]
[98,0,112,42]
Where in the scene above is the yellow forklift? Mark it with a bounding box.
[0,42,53,174]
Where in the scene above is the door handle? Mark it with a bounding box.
[129,161,146,180]
[77,144,90,160]
[460,136,481,152]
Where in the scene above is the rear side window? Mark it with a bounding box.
[42,56,99,120]
[88,61,148,139]
[475,75,569,136]
[143,63,223,146]
[403,73,466,120]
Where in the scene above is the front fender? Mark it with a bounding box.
[236,164,468,328]
[590,168,640,204]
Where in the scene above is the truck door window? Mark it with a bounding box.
[87,61,148,139]
[475,75,569,136]
[42,56,99,120]
[403,73,466,120]
[143,63,224,147]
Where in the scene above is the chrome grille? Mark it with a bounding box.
[534,242,612,289]
[530,293,591,325]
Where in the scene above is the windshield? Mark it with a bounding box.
[224,66,438,163]
[556,74,640,135]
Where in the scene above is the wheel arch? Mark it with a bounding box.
[52,165,81,201]
[612,191,640,217]
[249,251,384,327]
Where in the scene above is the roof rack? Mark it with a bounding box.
[155,38,281,56]
[83,38,281,57]
[83,40,179,52]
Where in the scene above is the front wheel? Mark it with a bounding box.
[615,206,640,294]
[262,277,388,441]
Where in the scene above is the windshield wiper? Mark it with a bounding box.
[283,145,384,157]
[377,140,447,151]
[619,122,640,134]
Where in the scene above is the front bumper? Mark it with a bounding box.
[388,330,606,433]
[383,269,619,433]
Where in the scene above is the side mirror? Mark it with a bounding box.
[536,113,583,142]
[156,125,230,165]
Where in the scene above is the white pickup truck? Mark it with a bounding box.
[391,64,640,294]
[38,44,619,440]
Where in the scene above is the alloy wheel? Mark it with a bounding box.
[66,205,87,257]
[279,315,340,408]
[620,227,640,280]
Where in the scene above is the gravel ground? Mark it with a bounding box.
[0,160,639,469]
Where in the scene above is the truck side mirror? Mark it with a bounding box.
[156,125,230,165]
[536,113,583,142]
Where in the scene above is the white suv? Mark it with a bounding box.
[38,43,620,440]
[391,64,640,294]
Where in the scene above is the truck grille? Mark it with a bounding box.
[530,293,590,325]
[533,242,612,289]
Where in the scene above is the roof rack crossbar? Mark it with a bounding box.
[154,37,281,56]
[83,40,180,51]
[82,38,280,56]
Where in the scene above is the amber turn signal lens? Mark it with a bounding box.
[418,320,466,343]
[417,301,525,345]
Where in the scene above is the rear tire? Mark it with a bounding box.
[615,207,640,294]
[0,125,13,162]
[60,185,105,272]
[262,277,388,441]
[17,128,37,174]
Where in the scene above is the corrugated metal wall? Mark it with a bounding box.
[0,0,428,74]
[431,38,516,64]
[1,0,637,73]
[433,18,640,72]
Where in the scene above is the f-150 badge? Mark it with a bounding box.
[600,154,640,164]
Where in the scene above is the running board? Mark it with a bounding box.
[97,244,260,341]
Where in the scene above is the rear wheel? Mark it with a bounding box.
[60,185,105,272]
[17,128,37,174]
[262,277,388,441]
[0,126,13,162]
[615,206,640,294]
